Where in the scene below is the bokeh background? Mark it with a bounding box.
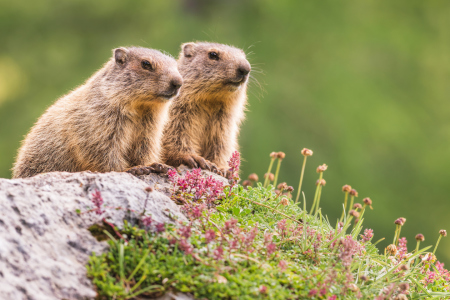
[1,0,450,263]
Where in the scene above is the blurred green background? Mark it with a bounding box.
[1,0,449,263]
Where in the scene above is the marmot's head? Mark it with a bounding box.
[177,42,251,98]
[104,47,182,104]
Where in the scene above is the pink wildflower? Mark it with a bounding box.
[244,225,258,246]
[179,225,192,238]
[223,218,238,234]
[91,190,104,215]
[170,168,224,204]
[155,223,165,233]
[167,168,178,181]
[227,151,240,182]
[277,219,287,236]
[142,216,152,227]
[278,260,288,271]
[397,237,408,259]
[205,229,215,243]
[178,238,193,255]
[328,296,337,300]
[230,238,239,250]
[259,285,268,294]
[264,232,273,244]
[214,246,224,260]
[308,289,318,297]
[267,243,277,255]
[339,236,363,267]
[360,228,373,243]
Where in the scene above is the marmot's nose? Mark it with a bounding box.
[237,64,251,76]
[170,77,183,90]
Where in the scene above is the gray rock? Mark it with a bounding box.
[0,169,225,300]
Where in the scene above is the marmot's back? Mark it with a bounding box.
[13,47,182,178]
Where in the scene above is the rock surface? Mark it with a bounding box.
[0,169,224,300]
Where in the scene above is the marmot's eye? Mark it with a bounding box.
[208,52,219,61]
[141,60,153,71]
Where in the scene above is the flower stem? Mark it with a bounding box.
[393,225,399,245]
[433,235,443,255]
[310,172,323,214]
[396,227,402,246]
[264,158,275,187]
[339,192,349,222]
[414,241,421,265]
[273,159,282,188]
[314,184,323,215]
[295,156,308,203]
[348,196,355,215]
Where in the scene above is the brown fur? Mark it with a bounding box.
[13,47,182,178]
[161,42,250,173]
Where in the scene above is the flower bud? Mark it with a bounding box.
[386,244,397,255]
[301,148,313,156]
[342,185,352,193]
[277,152,286,159]
[394,218,406,226]
[440,230,447,237]
[264,173,275,181]
[363,197,372,206]
[277,182,288,190]
[349,210,360,218]
[353,203,362,210]
[145,186,153,193]
[280,197,289,206]
[315,179,326,186]
[248,173,259,182]
[415,234,425,242]
[242,180,252,187]
[286,186,294,192]
[349,189,358,197]
[270,152,278,159]
[360,275,368,282]
[399,283,409,291]
[316,164,328,173]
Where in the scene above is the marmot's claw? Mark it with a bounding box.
[126,163,170,176]
[210,164,219,174]
[149,163,171,174]
[219,168,231,179]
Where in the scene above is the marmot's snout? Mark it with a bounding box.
[163,75,183,99]
[229,61,251,86]
[236,62,251,83]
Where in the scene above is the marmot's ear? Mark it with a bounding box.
[114,47,128,65]
[181,43,196,58]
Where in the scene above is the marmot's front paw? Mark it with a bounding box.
[126,163,172,176]
[166,154,219,174]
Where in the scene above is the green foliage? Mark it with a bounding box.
[87,183,450,299]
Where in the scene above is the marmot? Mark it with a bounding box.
[13,47,182,178]
[161,42,251,175]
